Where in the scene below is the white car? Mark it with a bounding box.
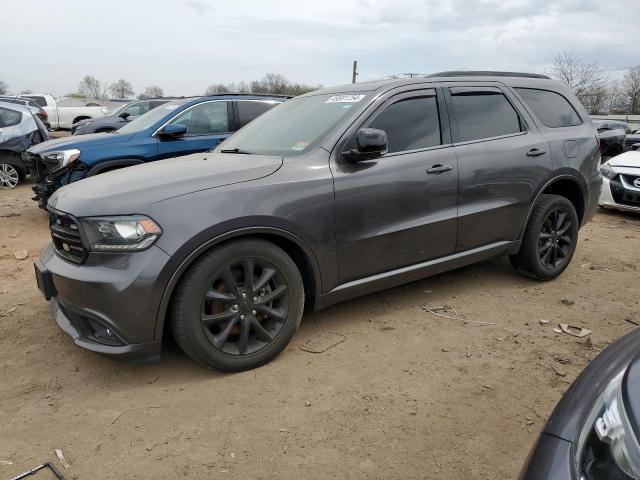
[599,151,640,213]
[20,94,108,130]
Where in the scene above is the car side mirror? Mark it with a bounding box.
[118,112,130,120]
[343,128,388,162]
[159,123,187,138]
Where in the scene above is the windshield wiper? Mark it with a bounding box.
[219,147,253,154]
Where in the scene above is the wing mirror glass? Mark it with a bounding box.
[343,128,388,162]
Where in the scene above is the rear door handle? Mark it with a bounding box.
[427,164,453,174]
[526,148,546,157]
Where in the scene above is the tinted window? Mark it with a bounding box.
[168,101,228,135]
[0,107,22,127]
[450,91,522,142]
[122,102,150,117]
[515,88,582,128]
[236,101,278,129]
[24,95,47,107]
[369,96,441,153]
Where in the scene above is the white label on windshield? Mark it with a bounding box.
[325,95,366,103]
[165,105,179,110]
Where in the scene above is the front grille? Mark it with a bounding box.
[49,211,87,264]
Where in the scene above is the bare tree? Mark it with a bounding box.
[551,52,609,114]
[109,79,134,99]
[621,66,640,115]
[138,85,164,99]
[77,75,103,99]
[0,80,9,95]
[204,84,229,95]
[204,74,321,97]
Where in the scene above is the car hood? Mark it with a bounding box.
[607,151,640,168]
[48,152,284,217]
[27,132,134,154]
[77,115,126,128]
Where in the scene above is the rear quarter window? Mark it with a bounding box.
[0,107,22,127]
[235,101,278,129]
[514,88,582,128]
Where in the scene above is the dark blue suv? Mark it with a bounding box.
[26,94,288,207]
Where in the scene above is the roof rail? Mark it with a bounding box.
[202,92,293,99]
[426,71,551,79]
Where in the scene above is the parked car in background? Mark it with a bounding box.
[20,94,108,130]
[33,72,600,371]
[72,99,173,135]
[519,327,640,479]
[599,151,640,213]
[0,101,48,189]
[0,96,50,129]
[25,94,288,207]
[593,120,626,157]
[625,127,640,152]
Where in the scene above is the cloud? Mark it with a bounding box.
[183,0,212,14]
[0,0,636,96]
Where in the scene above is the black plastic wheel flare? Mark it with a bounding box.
[201,258,290,355]
[538,207,573,269]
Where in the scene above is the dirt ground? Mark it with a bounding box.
[1,182,639,480]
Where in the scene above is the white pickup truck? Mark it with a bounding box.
[21,94,108,130]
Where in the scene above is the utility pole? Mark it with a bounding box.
[352,60,358,84]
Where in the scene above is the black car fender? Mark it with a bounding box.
[86,158,146,177]
[0,150,27,178]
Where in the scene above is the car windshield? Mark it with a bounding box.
[116,101,183,134]
[113,102,135,116]
[217,93,370,156]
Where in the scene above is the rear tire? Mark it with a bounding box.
[510,194,579,280]
[170,239,304,372]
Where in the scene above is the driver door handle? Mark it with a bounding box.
[427,164,453,174]
[526,148,546,157]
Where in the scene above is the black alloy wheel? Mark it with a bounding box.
[201,258,290,356]
[171,239,304,371]
[510,194,579,280]
[537,207,574,269]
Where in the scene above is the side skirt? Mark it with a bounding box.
[315,241,517,311]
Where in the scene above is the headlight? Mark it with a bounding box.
[600,163,617,180]
[44,149,81,170]
[576,370,640,479]
[82,215,162,252]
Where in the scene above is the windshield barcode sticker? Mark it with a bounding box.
[325,95,366,103]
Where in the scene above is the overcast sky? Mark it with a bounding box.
[1,0,636,97]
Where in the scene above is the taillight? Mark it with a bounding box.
[41,110,48,119]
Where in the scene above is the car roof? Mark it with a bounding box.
[305,71,566,96]
[0,100,32,114]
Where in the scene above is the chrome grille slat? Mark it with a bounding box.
[49,211,87,264]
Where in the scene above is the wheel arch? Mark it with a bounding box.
[72,115,92,125]
[0,150,27,178]
[86,158,146,176]
[153,227,322,340]
[517,173,587,243]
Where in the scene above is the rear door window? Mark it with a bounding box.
[235,101,278,129]
[0,107,22,127]
[449,89,523,142]
[368,95,441,153]
[514,88,582,128]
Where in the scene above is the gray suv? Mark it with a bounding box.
[34,71,601,371]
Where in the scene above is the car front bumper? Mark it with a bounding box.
[599,176,640,213]
[36,242,173,362]
[518,433,573,479]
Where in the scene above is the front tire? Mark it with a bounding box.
[170,239,304,372]
[0,163,20,189]
[510,194,579,280]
